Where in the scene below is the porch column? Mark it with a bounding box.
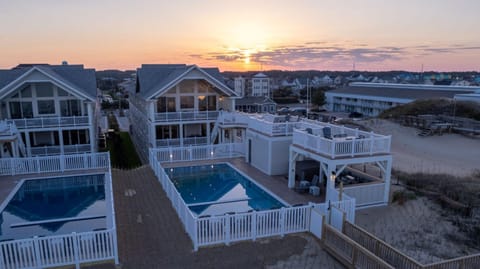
[288,148,297,188]
[383,157,393,204]
[150,123,156,148]
[179,123,184,146]
[58,130,65,154]
[326,162,336,190]
[11,141,19,158]
[24,131,31,156]
[206,123,211,144]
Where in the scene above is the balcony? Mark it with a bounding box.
[156,137,209,147]
[292,128,391,159]
[30,144,91,156]
[218,112,302,137]
[154,111,219,122]
[7,116,89,129]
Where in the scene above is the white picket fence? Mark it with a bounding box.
[149,148,311,251]
[325,186,356,223]
[0,152,110,176]
[151,143,245,163]
[343,182,386,208]
[0,153,119,269]
[0,229,117,269]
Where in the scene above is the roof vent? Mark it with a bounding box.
[62,60,68,65]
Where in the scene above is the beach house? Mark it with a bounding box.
[0,64,98,157]
[128,64,238,161]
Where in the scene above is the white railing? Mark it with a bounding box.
[343,182,386,207]
[325,187,356,223]
[149,149,311,251]
[292,129,391,158]
[151,143,244,163]
[195,205,311,248]
[0,153,118,269]
[7,116,89,129]
[0,229,117,269]
[149,150,197,243]
[30,144,92,156]
[0,152,110,176]
[156,137,209,147]
[154,111,219,122]
[218,112,301,136]
[0,121,19,138]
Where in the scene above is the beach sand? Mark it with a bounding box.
[353,119,480,264]
[360,119,480,177]
[356,194,478,264]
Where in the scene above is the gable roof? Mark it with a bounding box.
[137,64,236,100]
[0,64,97,101]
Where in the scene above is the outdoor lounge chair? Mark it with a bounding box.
[295,175,319,193]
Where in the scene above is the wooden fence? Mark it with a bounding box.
[342,221,480,269]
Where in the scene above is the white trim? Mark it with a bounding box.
[146,65,237,100]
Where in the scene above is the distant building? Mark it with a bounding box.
[326,82,479,117]
[235,96,276,114]
[234,76,246,97]
[251,73,271,97]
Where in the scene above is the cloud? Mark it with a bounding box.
[189,41,480,69]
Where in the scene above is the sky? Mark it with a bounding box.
[1,0,480,72]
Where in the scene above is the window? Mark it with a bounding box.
[207,96,216,110]
[158,97,176,112]
[180,96,194,110]
[60,100,81,116]
[31,131,58,146]
[36,83,54,97]
[37,100,55,114]
[198,96,207,111]
[57,88,69,96]
[21,86,32,97]
[9,102,33,118]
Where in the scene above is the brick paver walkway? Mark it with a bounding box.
[83,165,344,269]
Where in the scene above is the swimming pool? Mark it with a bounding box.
[165,163,287,216]
[0,173,107,241]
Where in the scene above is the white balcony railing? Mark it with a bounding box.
[218,112,302,136]
[7,116,89,129]
[30,144,92,156]
[154,111,219,122]
[292,129,391,158]
[156,137,209,147]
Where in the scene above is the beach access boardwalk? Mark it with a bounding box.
[86,165,344,269]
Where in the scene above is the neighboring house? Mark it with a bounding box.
[234,76,246,97]
[235,96,277,114]
[251,73,271,97]
[0,64,98,157]
[129,64,238,161]
[325,82,479,117]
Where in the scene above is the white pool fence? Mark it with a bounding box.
[0,153,118,269]
[149,148,354,250]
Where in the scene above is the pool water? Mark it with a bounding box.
[0,174,107,241]
[166,163,286,216]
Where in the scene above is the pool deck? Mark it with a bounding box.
[162,157,326,206]
[79,165,344,269]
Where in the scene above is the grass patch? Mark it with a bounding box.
[106,132,142,169]
[379,99,480,120]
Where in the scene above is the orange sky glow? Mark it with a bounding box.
[1,0,480,71]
